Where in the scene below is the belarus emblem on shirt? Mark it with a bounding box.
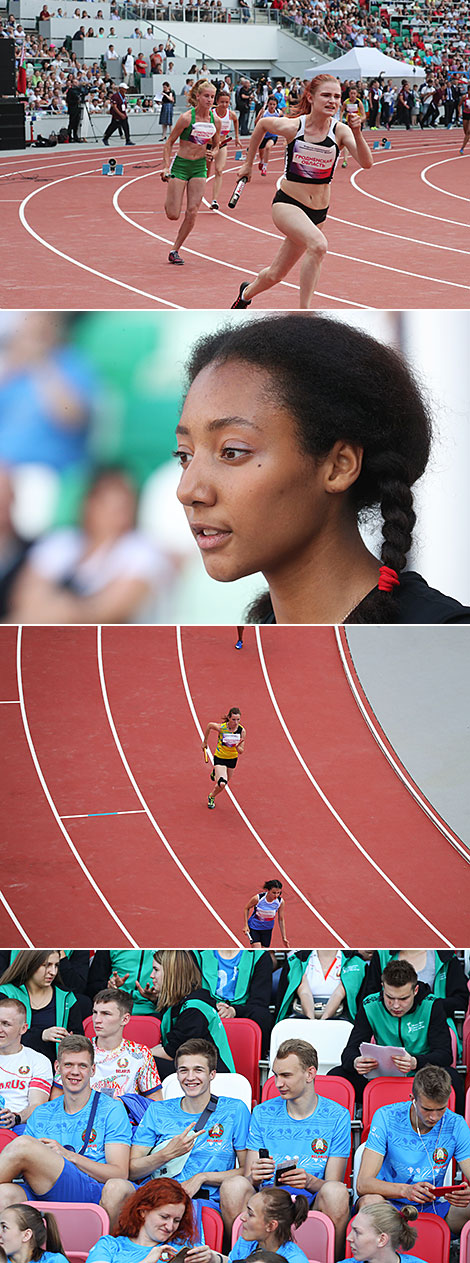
[208,1122,224,1143]
[117,1058,129,1069]
[433,1147,449,1165]
[311,1138,328,1154]
[19,1067,30,1074]
[82,1127,97,1144]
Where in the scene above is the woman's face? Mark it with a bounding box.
[227,711,240,729]
[31,952,60,988]
[240,1194,270,1242]
[347,1212,382,1260]
[176,362,332,585]
[198,85,215,110]
[143,1202,186,1243]
[309,80,342,116]
[0,1212,29,1258]
[151,960,163,991]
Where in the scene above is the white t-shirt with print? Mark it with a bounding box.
[0,1046,53,1112]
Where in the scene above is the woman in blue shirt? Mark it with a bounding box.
[339,1203,426,1263]
[87,1178,197,1263]
[228,1189,309,1263]
[0,1203,68,1263]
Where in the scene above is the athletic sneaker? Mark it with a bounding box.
[459,147,464,154]
[103,137,109,146]
[210,199,219,209]
[259,163,267,175]
[235,639,243,650]
[208,795,216,809]
[168,250,184,265]
[231,281,251,309]
[342,158,348,167]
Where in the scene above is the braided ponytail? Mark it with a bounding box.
[347,451,417,623]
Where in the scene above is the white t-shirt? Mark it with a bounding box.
[305,950,342,1000]
[0,1047,53,1112]
[29,528,167,600]
[54,1038,161,1098]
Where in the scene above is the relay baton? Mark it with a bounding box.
[203,748,208,763]
[228,176,247,208]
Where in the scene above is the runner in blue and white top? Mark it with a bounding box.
[255,96,283,176]
[244,880,289,949]
[231,73,373,310]
[358,1065,470,1236]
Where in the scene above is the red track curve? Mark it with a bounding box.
[0,625,468,946]
[1,132,469,309]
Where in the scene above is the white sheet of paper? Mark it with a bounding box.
[359,1042,407,1078]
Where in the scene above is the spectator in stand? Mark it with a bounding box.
[130,1038,250,1233]
[134,51,147,90]
[147,952,235,1079]
[397,80,412,127]
[87,1179,199,1263]
[107,44,119,60]
[357,1065,470,1235]
[330,959,463,1111]
[88,952,157,1016]
[150,46,163,73]
[340,1202,423,1263]
[236,78,252,135]
[245,1038,350,1259]
[228,1189,310,1263]
[0,951,83,1069]
[0,1034,133,1223]
[0,997,52,1132]
[122,49,134,87]
[0,1204,69,1263]
[52,989,162,1117]
[363,951,468,1024]
[66,75,82,139]
[9,466,164,625]
[192,950,272,1051]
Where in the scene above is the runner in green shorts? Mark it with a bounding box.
[162,79,221,265]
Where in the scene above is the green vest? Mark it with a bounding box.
[373,951,459,1051]
[160,997,235,1072]
[193,951,263,1006]
[109,950,156,1014]
[0,983,76,1051]
[340,954,368,1022]
[363,991,434,1055]
[275,953,308,1023]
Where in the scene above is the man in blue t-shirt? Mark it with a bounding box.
[130,1038,250,1233]
[357,1064,470,1236]
[0,1034,133,1225]
[245,1038,350,1258]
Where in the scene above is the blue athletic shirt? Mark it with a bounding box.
[366,1101,470,1217]
[7,1255,68,1263]
[24,1091,132,1161]
[248,1095,351,1182]
[214,950,243,1001]
[133,1096,250,1203]
[229,1238,307,1263]
[337,1256,426,1262]
[88,1236,194,1263]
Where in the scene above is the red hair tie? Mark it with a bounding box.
[378,565,400,593]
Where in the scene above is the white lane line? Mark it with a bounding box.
[97,625,242,945]
[0,700,21,704]
[16,625,139,946]
[421,157,470,203]
[255,626,454,948]
[176,625,348,944]
[336,626,470,865]
[18,165,184,307]
[351,147,470,227]
[329,212,470,258]
[0,891,34,947]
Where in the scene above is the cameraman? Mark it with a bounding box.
[66,75,82,142]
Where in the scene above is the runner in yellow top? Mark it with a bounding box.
[341,85,366,167]
[202,706,246,809]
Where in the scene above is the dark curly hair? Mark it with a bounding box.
[184,313,432,624]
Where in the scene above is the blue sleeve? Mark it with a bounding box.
[365,1107,388,1156]
[105,1099,132,1146]
[247,1104,265,1151]
[233,1101,251,1151]
[329,1106,351,1157]
[133,1102,161,1148]
[228,1242,249,1263]
[87,1237,118,1263]
[454,1115,470,1163]
[24,1106,46,1138]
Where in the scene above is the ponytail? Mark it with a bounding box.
[257,1187,309,1243]
[4,1206,68,1263]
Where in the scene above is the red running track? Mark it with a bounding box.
[0,624,468,947]
[1,132,469,309]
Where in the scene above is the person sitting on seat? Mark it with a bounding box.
[0,997,52,1132]
[51,989,162,1118]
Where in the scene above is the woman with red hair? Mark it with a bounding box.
[231,74,373,309]
[86,1179,198,1263]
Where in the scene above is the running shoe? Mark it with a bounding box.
[208,795,216,809]
[103,137,109,146]
[210,199,219,209]
[168,250,184,264]
[231,281,251,309]
[342,158,348,167]
[235,639,243,650]
[260,163,267,175]
[459,147,464,154]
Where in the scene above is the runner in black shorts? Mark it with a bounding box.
[202,706,245,809]
[243,880,289,948]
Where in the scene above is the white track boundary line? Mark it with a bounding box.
[421,157,470,203]
[0,700,20,704]
[16,625,138,945]
[0,147,161,180]
[335,627,470,866]
[351,147,470,227]
[96,626,242,945]
[329,212,470,258]
[0,891,34,946]
[175,625,348,944]
[18,167,184,308]
[255,626,454,948]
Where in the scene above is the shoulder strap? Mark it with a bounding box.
[195,1093,218,1131]
[79,1091,100,1154]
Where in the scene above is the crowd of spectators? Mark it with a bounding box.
[0,949,470,1261]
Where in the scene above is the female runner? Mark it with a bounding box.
[210,87,240,210]
[243,880,289,949]
[202,707,245,809]
[230,74,372,309]
[175,312,470,625]
[339,1202,425,1263]
[0,1206,68,1263]
[459,84,470,153]
[162,79,221,265]
[254,96,283,176]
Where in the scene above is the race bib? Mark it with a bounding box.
[290,139,335,180]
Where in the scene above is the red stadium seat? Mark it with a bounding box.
[83,1014,161,1047]
[232,1211,334,1263]
[0,1130,18,1151]
[345,1213,450,1263]
[461,1219,470,1263]
[30,1201,109,1262]
[201,1205,223,1250]
[221,1017,261,1103]
[466,1086,470,1128]
[463,1012,470,1091]
[362,1077,455,1141]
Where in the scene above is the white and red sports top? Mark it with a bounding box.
[284,114,340,184]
